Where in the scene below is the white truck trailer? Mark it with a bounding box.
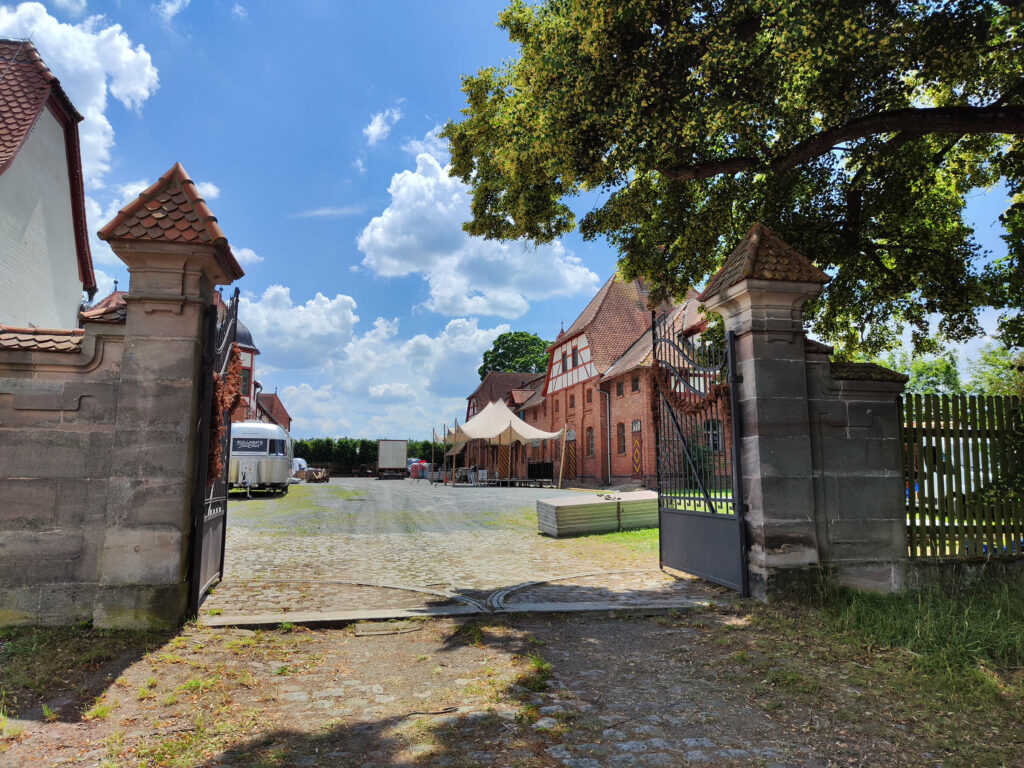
[377,439,408,480]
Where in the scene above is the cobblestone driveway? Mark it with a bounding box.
[202,478,716,622]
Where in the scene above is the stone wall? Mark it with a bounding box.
[0,241,239,629]
[700,226,908,598]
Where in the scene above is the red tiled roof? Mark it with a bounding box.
[555,274,672,374]
[601,294,706,381]
[0,38,95,297]
[80,290,127,324]
[257,392,291,430]
[467,371,538,404]
[0,324,83,353]
[700,223,830,301]
[97,162,244,279]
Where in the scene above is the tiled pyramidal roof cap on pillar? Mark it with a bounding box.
[96,162,244,279]
[699,223,831,301]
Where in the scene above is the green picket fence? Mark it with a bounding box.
[899,393,1023,558]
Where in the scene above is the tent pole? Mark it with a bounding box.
[558,421,567,489]
[453,418,459,486]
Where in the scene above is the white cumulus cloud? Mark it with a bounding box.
[230,3,247,20]
[194,181,220,200]
[51,0,86,14]
[233,247,263,265]
[263,315,507,438]
[402,125,448,162]
[239,285,359,369]
[0,3,159,189]
[363,106,402,146]
[154,0,188,24]
[357,153,599,318]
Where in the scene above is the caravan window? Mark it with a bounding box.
[232,437,268,453]
[269,439,288,456]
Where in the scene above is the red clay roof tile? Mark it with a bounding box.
[0,324,84,353]
[80,290,127,324]
[97,162,244,280]
[700,223,831,301]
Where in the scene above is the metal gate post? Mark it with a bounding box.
[650,311,664,570]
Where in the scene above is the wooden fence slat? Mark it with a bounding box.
[1010,397,1023,555]
[899,397,913,557]
[941,394,955,556]
[960,395,976,557]
[970,394,983,556]
[949,394,965,557]
[994,395,1009,554]
[921,394,934,556]
[979,395,994,555]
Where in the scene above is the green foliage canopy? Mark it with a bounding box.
[966,342,1024,397]
[443,0,1024,355]
[478,330,552,379]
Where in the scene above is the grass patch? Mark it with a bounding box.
[0,625,167,717]
[582,526,660,555]
[809,569,1024,682]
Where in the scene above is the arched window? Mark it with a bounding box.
[616,422,626,454]
[586,427,595,457]
[569,394,575,409]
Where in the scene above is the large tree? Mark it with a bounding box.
[444,0,1024,355]
[478,331,551,379]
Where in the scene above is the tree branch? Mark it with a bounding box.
[660,104,1024,182]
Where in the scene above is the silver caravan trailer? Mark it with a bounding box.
[229,420,293,494]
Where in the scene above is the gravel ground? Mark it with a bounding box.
[202,479,710,620]
[4,607,1010,767]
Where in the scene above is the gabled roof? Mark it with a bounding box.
[467,371,538,404]
[554,274,672,374]
[601,293,706,381]
[0,324,83,353]
[98,162,244,280]
[700,223,831,301]
[0,38,94,297]
[257,392,291,430]
[80,290,127,324]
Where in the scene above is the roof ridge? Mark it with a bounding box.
[97,162,229,245]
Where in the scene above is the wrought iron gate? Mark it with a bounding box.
[651,313,748,596]
[189,288,239,614]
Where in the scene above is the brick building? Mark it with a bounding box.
[466,274,703,487]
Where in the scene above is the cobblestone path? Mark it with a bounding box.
[201,479,717,621]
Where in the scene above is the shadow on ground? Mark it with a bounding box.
[0,625,173,722]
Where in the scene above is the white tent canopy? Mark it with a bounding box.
[449,400,563,446]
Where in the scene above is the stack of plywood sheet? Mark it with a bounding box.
[616,490,659,529]
[537,490,659,537]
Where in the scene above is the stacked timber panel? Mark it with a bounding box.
[537,490,658,537]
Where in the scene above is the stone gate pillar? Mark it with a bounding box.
[94,163,243,627]
[700,224,831,598]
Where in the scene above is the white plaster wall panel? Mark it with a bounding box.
[549,333,594,393]
[0,109,81,329]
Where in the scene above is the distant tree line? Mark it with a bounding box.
[876,343,1023,397]
[292,437,445,474]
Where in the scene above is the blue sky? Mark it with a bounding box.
[0,1,1009,439]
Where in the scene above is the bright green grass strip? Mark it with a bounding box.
[583,526,660,554]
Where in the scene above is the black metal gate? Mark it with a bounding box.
[651,313,748,596]
[189,288,239,614]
